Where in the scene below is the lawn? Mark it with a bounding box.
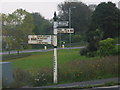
[6,49,99,70]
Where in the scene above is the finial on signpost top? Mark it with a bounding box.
[53,12,57,21]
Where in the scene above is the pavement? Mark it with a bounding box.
[27,78,119,89]
[0,46,85,55]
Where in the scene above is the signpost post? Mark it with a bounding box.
[53,12,58,84]
[28,12,74,84]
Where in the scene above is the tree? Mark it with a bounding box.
[86,29,103,52]
[2,13,15,54]
[57,1,92,34]
[90,2,120,38]
[31,13,52,35]
[2,9,34,54]
[80,29,103,57]
[57,1,92,45]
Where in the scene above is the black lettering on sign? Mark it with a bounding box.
[38,42,49,44]
[31,38,37,40]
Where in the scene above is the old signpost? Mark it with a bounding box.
[28,35,53,44]
[28,12,74,84]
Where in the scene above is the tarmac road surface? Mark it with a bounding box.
[0,46,85,55]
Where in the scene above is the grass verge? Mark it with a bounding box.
[5,49,99,70]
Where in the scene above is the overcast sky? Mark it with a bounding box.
[1,0,119,19]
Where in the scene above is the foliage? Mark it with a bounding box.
[31,13,52,35]
[29,68,52,86]
[80,48,97,57]
[98,38,116,56]
[86,51,97,57]
[10,68,52,87]
[87,29,103,50]
[81,2,120,57]
[2,9,34,51]
[114,45,120,55]
[57,1,92,44]
[90,2,120,38]
[80,48,88,56]
[80,29,103,57]
[72,35,81,43]
[114,37,120,44]
[13,68,31,83]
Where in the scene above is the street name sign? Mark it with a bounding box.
[57,28,74,33]
[57,21,69,27]
[28,35,53,44]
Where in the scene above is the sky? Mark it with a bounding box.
[1,0,119,19]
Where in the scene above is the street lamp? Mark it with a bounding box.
[69,7,76,48]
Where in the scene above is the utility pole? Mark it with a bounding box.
[53,12,58,84]
[60,33,61,48]
[69,8,71,48]
[69,7,76,48]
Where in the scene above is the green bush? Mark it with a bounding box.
[86,51,97,57]
[80,47,97,57]
[80,48,88,56]
[114,45,120,55]
[98,38,116,56]
[29,68,52,87]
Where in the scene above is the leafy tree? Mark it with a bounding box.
[86,29,103,52]
[82,2,120,57]
[57,1,92,45]
[2,9,34,54]
[90,2,120,38]
[57,1,92,34]
[2,13,14,53]
[80,29,103,57]
[31,13,52,35]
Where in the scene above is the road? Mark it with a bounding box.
[0,46,85,55]
[1,44,119,55]
[33,78,119,89]
[93,85,120,90]
[20,78,119,89]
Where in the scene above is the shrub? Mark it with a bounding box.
[80,48,88,56]
[86,51,97,57]
[98,38,116,56]
[113,45,120,55]
[12,68,52,87]
[29,68,52,87]
[31,73,47,86]
[80,29,103,57]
